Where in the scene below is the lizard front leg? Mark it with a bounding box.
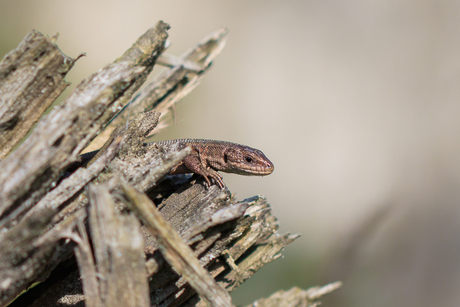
[182,155,225,189]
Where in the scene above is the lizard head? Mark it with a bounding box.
[223,145,274,176]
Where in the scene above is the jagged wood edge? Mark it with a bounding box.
[0,30,76,159]
[6,111,191,306]
[0,22,302,307]
[0,22,170,307]
[243,282,343,307]
[121,181,235,307]
[84,27,228,152]
[75,183,149,307]
[0,21,169,222]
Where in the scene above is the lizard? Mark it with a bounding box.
[75,139,274,189]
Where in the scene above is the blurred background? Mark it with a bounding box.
[1,1,460,306]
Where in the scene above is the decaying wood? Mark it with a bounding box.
[13,180,300,307]
[0,30,76,159]
[84,27,228,152]
[0,22,339,307]
[74,183,149,307]
[245,282,343,307]
[0,21,169,224]
[0,22,169,306]
[0,135,121,232]
[48,110,190,227]
[121,180,235,307]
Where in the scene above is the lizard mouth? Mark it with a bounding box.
[237,164,274,176]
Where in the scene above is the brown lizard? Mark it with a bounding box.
[77,139,274,189]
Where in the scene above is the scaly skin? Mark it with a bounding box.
[156,139,274,188]
[78,139,274,189]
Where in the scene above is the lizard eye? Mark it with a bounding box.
[245,157,253,163]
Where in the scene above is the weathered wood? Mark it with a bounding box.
[181,196,300,307]
[17,179,297,307]
[0,205,84,307]
[49,110,191,227]
[0,21,169,224]
[0,30,76,159]
[121,181,235,307]
[244,282,343,307]
[73,183,149,307]
[0,136,121,233]
[0,22,169,306]
[0,23,317,307]
[84,27,228,152]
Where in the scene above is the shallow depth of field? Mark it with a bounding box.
[1,1,460,306]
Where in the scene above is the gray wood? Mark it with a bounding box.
[0,21,169,224]
[84,27,228,152]
[243,282,343,307]
[121,180,235,307]
[74,183,149,307]
[0,22,332,307]
[0,30,75,159]
[0,22,169,306]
